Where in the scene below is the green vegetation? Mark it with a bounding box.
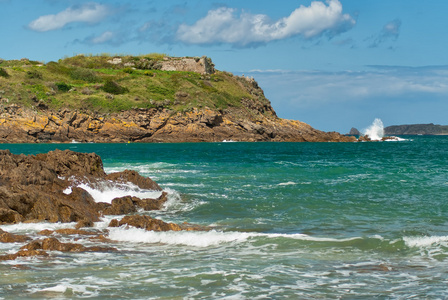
[0,68,9,78]
[0,54,271,114]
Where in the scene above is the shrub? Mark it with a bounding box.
[102,80,128,95]
[55,82,72,92]
[122,67,135,74]
[70,67,100,83]
[46,62,71,76]
[26,69,43,79]
[0,68,10,78]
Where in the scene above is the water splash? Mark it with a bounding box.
[363,118,384,141]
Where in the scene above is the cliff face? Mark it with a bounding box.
[0,105,355,143]
[0,55,355,143]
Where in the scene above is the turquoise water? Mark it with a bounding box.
[1,137,448,299]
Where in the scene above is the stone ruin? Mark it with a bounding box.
[160,56,215,74]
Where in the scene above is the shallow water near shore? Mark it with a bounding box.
[1,137,448,299]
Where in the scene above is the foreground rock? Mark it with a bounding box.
[0,149,166,224]
[0,149,205,261]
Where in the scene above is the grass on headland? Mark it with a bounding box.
[0,54,270,115]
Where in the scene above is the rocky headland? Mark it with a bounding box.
[0,55,356,143]
[384,123,448,135]
[0,149,200,261]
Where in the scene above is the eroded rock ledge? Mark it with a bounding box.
[0,105,356,143]
[0,149,198,261]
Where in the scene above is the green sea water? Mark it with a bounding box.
[1,136,448,299]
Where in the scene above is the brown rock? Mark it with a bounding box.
[0,249,49,261]
[102,196,137,215]
[109,215,182,231]
[75,218,94,229]
[21,237,116,253]
[103,192,169,215]
[0,228,30,243]
[134,191,169,211]
[105,170,162,191]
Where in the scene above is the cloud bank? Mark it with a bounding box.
[176,0,355,46]
[247,66,448,108]
[29,3,110,32]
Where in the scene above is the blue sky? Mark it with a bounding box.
[1,0,448,133]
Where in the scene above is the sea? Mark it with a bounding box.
[1,133,448,299]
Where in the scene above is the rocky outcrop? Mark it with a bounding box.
[109,215,182,231]
[0,149,168,224]
[0,149,206,261]
[348,127,361,136]
[0,105,357,143]
[0,228,30,243]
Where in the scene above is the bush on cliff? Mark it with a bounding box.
[70,67,101,83]
[0,68,10,78]
[55,82,72,92]
[102,80,128,95]
[26,69,43,80]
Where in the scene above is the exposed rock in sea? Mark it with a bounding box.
[0,149,171,225]
[0,149,200,260]
[109,215,182,231]
[348,127,361,136]
[0,228,30,243]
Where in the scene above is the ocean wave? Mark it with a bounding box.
[107,228,364,248]
[403,235,448,247]
[63,181,162,204]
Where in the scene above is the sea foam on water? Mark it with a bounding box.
[363,118,384,141]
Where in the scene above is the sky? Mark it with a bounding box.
[1,0,448,133]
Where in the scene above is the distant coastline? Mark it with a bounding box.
[348,123,448,136]
[384,123,448,136]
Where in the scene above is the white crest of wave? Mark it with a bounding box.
[108,227,362,247]
[108,228,253,247]
[403,235,448,247]
[63,181,162,204]
[363,118,384,141]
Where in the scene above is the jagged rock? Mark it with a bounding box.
[0,228,30,243]
[105,170,162,191]
[109,215,182,231]
[101,192,169,215]
[349,127,361,135]
[358,135,371,142]
[0,249,49,261]
[0,104,356,143]
[20,237,117,253]
[75,218,94,229]
[0,149,169,225]
[37,229,99,236]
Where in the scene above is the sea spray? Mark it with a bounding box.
[363,118,384,141]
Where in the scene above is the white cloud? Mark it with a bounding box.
[246,66,448,108]
[90,31,114,44]
[29,3,110,32]
[176,0,355,46]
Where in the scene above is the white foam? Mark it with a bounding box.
[0,222,76,234]
[107,227,362,248]
[278,182,297,186]
[66,181,162,204]
[363,118,384,141]
[403,235,448,247]
[40,285,68,293]
[108,228,252,247]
